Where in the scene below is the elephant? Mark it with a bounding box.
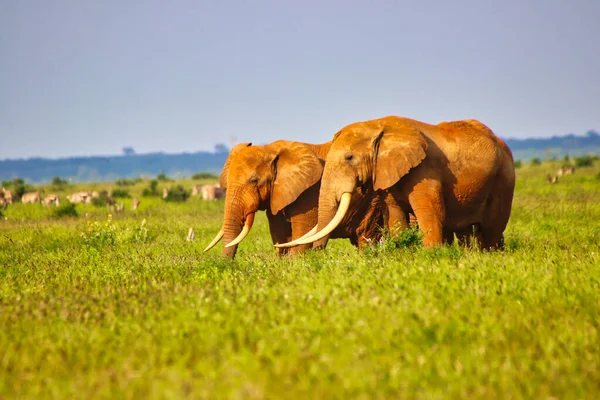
[276,116,515,250]
[203,140,386,258]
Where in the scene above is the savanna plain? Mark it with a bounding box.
[1,161,599,399]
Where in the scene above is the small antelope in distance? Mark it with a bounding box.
[201,184,225,201]
[42,194,60,206]
[1,188,13,204]
[21,192,41,204]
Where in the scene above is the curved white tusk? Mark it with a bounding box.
[203,226,224,252]
[279,192,352,247]
[224,213,256,248]
[274,225,318,248]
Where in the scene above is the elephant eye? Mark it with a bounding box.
[249,177,259,184]
[344,152,354,161]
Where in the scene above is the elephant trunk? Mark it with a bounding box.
[277,192,351,248]
[221,186,249,258]
[274,166,355,249]
[312,188,340,247]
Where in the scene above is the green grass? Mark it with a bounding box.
[1,164,599,399]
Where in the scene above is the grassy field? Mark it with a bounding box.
[1,161,599,399]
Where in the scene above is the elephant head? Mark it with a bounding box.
[205,140,325,258]
[281,117,428,247]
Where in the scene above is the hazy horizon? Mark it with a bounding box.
[2,1,599,159]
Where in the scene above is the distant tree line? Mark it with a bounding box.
[2,133,600,183]
[503,130,600,161]
[0,150,229,183]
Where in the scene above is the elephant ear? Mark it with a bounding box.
[270,144,324,215]
[218,142,252,188]
[373,126,428,191]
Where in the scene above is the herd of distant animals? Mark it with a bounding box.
[2,115,579,259]
[546,165,577,184]
[0,183,224,212]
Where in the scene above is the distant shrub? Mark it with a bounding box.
[51,176,69,187]
[115,178,136,187]
[2,178,24,188]
[156,172,172,182]
[52,202,78,218]
[514,160,522,169]
[89,190,111,207]
[530,157,542,166]
[574,155,594,168]
[163,185,190,202]
[192,172,218,180]
[111,189,131,198]
[563,155,570,163]
[365,225,423,255]
[142,180,160,197]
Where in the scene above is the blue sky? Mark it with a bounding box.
[1,0,598,159]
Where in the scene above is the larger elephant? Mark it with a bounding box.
[204,140,385,258]
[277,116,515,250]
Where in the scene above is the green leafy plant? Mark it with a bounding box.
[91,191,113,207]
[142,180,160,197]
[52,202,78,218]
[51,176,69,187]
[163,185,190,202]
[385,225,423,249]
[530,157,542,166]
[81,214,117,248]
[514,160,522,169]
[364,225,423,256]
[575,155,594,167]
[156,172,172,182]
[115,178,136,187]
[111,189,131,198]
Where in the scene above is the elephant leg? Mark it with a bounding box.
[289,215,316,255]
[480,211,506,250]
[408,180,445,247]
[383,193,409,236]
[452,224,484,248]
[480,184,513,250]
[355,234,373,250]
[443,228,456,245]
[283,187,320,255]
[266,211,292,256]
[409,213,418,227]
